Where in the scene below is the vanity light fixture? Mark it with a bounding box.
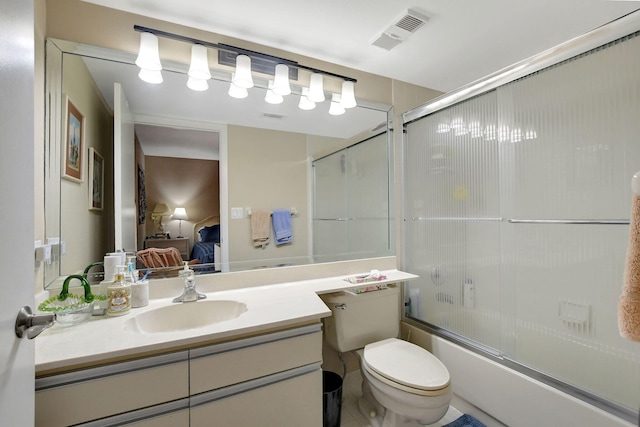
[133,25,358,115]
[172,207,189,238]
[307,73,325,103]
[298,88,316,110]
[232,55,254,89]
[135,32,163,84]
[186,44,211,91]
[329,93,346,116]
[265,81,284,104]
[228,73,249,99]
[272,64,292,96]
[340,81,357,108]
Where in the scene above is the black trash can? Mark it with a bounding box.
[322,371,343,427]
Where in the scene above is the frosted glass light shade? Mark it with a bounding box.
[138,68,163,84]
[135,32,162,71]
[298,88,316,110]
[308,73,325,102]
[233,55,254,89]
[265,81,284,104]
[329,93,345,116]
[340,81,357,108]
[187,77,209,91]
[272,64,291,96]
[188,44,211,80]
[228,74,248,99]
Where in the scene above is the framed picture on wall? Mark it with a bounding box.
[88,147,104,211]
[63,95,84,182]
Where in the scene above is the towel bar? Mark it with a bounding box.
[246,208,298,217]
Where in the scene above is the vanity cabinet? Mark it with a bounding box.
[35,323,323,426]
[35,351,190,427]
[189,323,323,427]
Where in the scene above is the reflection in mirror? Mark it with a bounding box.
[44,38,392,288]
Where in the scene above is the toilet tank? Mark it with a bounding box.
[320,286,400,353]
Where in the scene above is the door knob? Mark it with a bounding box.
[15,306,56,339]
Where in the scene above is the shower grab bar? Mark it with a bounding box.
[508,219,629,225]
[313,217,389,221]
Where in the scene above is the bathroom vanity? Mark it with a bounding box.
[34,269,418,426]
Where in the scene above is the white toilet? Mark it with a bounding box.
[321,286,451,427]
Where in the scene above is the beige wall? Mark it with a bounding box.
[227,126,308,263]
[59,54,114,275]
[143,156,220,243]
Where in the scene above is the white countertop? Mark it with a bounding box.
[35,269,418,374]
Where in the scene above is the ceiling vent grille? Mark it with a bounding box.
[372,8,429,51]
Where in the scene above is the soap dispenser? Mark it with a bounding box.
[107,265,131,316]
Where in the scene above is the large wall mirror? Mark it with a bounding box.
[44,38,393,288]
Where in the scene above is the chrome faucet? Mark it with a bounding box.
[173,264,206,303]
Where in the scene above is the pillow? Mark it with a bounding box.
[199,224,220,243]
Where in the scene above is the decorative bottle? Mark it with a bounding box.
[107,265,131,316]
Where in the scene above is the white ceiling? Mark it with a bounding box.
[81,0,640,93]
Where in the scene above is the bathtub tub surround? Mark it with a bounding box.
[618,172,640,342]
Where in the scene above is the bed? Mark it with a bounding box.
[190,215,222,271]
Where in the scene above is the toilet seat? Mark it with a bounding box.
[363,338,450,396]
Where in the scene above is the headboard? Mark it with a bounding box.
[193,215,221,242]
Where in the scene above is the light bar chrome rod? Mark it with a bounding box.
[402,9,640,124]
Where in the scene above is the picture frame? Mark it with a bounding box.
[88,147,104,211]
[63,96,85,182]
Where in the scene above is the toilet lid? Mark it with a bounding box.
[363,338,450,391]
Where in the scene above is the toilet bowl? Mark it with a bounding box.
[320,287,452,427]
[358,338,451,426]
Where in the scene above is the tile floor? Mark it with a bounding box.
[339,371,463,427]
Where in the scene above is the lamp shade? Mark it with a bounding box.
[138,68,163,84]
[272,64,291,96]
[172,207,189,221]
[152,203,171,217]
[329,93,345,116]
[233,55,254,89]
[188,44,211,80]
[187,77,209,91]
[298,88,316,110]
[265,81,284,104]
[228,74,249,99]
[135,32,162,71]
[340,81,357,108]
[307,73,325,103]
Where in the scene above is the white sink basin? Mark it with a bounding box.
[129,300,247,333]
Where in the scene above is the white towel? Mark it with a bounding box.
[618,193,640,341]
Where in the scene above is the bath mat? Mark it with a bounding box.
[442,414,487,427]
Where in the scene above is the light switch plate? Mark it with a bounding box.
[231,207,244,219]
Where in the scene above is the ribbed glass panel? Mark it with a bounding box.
[313,133,391,261]
[497,32,640,411]
[404,32,640,413]
[405,91,501,349]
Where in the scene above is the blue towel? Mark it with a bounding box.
[272,210,292,245]
[442,414,486,427]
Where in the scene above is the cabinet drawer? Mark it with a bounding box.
[36,351,189,427]
[190,367,322,427]
[190,324,322,395]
